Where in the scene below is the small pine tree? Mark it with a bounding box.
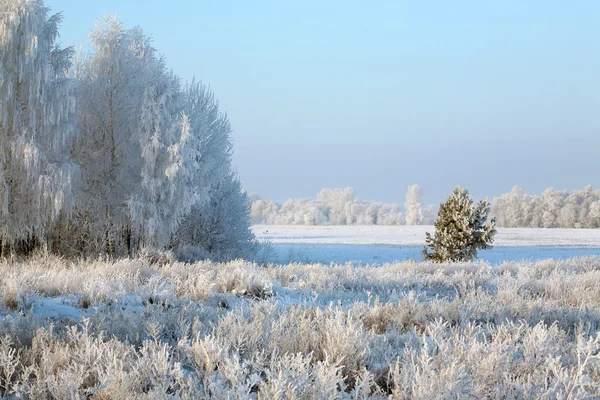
[423,186,496,263]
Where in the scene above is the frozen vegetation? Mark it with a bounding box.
[251,185,600,229]
[0,255,599,398]
[492,186,600,228]
[0,0,255,261]
[251,186,436,226]
[2,2,600,398]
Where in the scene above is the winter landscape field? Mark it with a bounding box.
[0,225,600,397]
[2,0,600,398]
[254,225,600,265]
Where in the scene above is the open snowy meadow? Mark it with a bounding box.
[254,225,600,265]
[1,253,600,398]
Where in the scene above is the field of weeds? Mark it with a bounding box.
[0,255,600,398]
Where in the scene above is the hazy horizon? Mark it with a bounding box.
[47,0,600,205]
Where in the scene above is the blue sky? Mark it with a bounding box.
[46,0,600,205]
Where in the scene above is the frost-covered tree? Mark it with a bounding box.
[404,184,424,225]
[177,80,232,206]
[173,81,255,260]
[127,58,193,248]
[1,4,255,260]
[0,0,77,255]
[422,204,438,225]
[423,186,496,263]
[491,186,525,227]
[491,186,600,229]
[250,187,408,226]
[317,188,357,225]
[252,184,600,229]
[73,17,194,254]
[176,173,256,260]
[251,200,281,224]
[72,16,146,255]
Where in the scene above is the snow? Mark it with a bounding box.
[253,225,600,247]
[32,296,83,320]
[266,243,600,265]
[254,225,600,265]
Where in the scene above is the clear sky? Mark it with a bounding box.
[46,0,600,205]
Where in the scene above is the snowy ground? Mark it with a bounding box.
[253,225,600,265]
[252,225,600,246]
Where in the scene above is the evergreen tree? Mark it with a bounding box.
[423,186,496,263]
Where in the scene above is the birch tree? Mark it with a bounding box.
[174,81,255,260]
[404,184,424,225]
[0,0,77,255]
[73,17,193,254]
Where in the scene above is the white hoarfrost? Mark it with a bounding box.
[71,17,253,258]
[0,10,257,259]
[251,185,600,229]
[404,184,424,225]
[251,186,437,226]
[0,255,599,398]
[492,185,600,228]
[0,4,255,259]
[0,0,77,249]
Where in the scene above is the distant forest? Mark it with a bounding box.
[251,186,600,229]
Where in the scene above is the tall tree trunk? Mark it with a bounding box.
[106,212,114,258]
[1,231,6,259]
[125,224,132,257]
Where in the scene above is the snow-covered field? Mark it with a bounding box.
[253,225,600,246]
[1,255,600,398]
[253,225,600,265]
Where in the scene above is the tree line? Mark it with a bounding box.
[251,186,437,226]
[0,1,255,259]
[491,186,600,229]
[252,185,600,228]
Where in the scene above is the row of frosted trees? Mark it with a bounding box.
[0,1,254,259]
[491,186,600,229]
[252,185,600,228]
[251,185,437,226]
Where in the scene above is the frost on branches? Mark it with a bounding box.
[0,4,255,260]
[404,184,424,225]
[491,185,600,228]
[423,186,496,263]
[70,16,254,259]
[251,185,437,226]
[0,0,77,255]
